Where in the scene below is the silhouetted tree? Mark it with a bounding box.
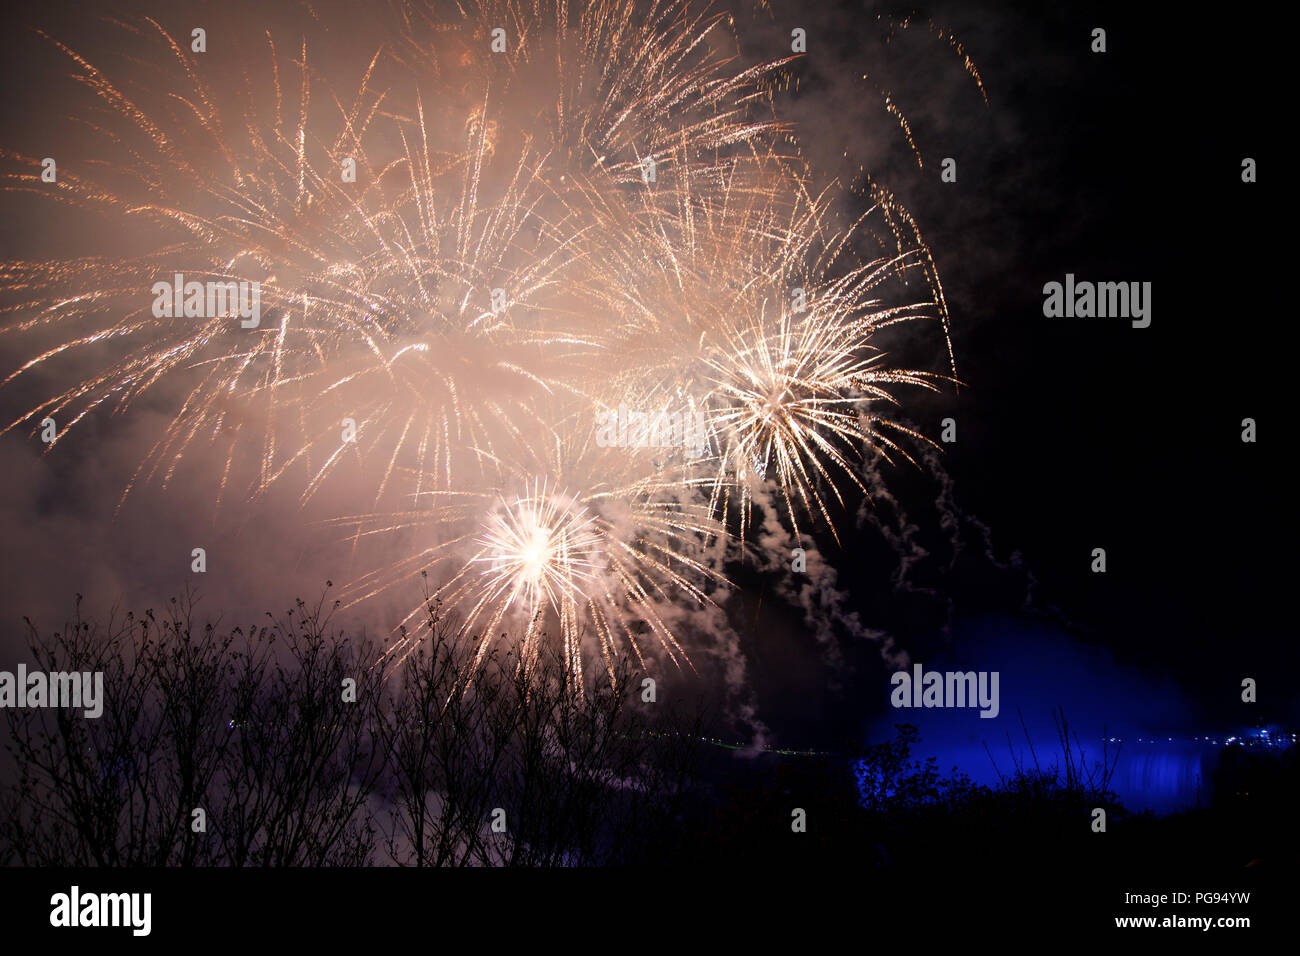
[2,590,703,867]
[3,591,384,865]
[375,603,703,866]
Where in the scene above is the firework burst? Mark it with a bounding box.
[333,423,726,688]
[0,19,404,506]
[573,146,952,540]
[1,0,963,689]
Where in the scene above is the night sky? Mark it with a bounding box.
[0,0,1292,863]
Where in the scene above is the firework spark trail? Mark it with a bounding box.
[572,146,952,542]
[391,0,795,184]
[330,423,727,689]
[273,118,592,506]
[0,0,963,689]
[0,19,406,509]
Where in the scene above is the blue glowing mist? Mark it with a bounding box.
[862,620,1290,814]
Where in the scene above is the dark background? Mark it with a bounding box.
[0,0,1292,756]
[724,0,1294,745]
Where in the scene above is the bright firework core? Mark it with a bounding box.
[475,487,602,612]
